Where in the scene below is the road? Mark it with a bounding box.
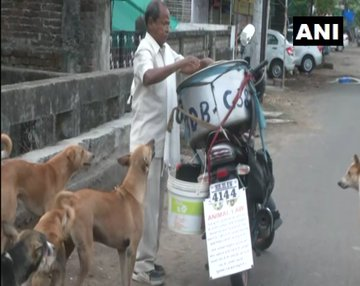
[65,47,360,286]
[249,83,360,286]
[152,81,360,286]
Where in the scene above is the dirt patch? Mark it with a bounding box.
[263,45,359,129]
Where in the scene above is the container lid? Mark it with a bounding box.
[177,59,248,93]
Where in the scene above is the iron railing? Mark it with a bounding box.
[110,31,142,69]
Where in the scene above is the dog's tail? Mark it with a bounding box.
[61,205,75,238]
[54,190,77,238]
[54,190,77,209]
[1,133,13,159]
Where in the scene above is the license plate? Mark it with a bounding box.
[209,178,240,204]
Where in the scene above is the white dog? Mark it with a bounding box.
[338,154,360,192]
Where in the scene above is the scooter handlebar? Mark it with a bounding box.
[250,60,268,75]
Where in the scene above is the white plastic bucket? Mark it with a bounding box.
[167,170,209,235]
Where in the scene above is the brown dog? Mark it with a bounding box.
[54,139,155,286]
[338,154,360,193]
[1,143,94,252]
[1,133,13,159]
[29,201,75,286]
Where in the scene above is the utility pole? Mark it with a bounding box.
[260,0,269,62]
[251,0,269,66]
[309,0,314,16]
[282,0,288,89]
[251,0,263,67]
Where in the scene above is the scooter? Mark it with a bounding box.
[176,24,282,286]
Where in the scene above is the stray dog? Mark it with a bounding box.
[1,133,13,159]
[1,143,94,252]
[29,202,75,286]
[1,223,55,286]
[338,154,360,194]
[54,139,155,286]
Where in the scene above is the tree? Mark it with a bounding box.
[288,0,310,17]
[288,0,337,17]
[315,0,336,15]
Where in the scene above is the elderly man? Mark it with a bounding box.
[129,1,213,285]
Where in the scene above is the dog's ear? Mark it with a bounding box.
[66,147,76,162]
[354,154,360,165]
[118,154,131,166]
[30,232,47,262]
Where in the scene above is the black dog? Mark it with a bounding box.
[1,225,54,286]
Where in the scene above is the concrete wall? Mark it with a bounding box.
[113,28,233,68]
[1,66,68,85]
[1,68,132,156]
[78,0,110,72]
[2,27,232,157]
[169,29,232,61]
[1,0,230,72]
[1,0,64,70]
[1,0,110,73]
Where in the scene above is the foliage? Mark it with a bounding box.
[315,0,336,15]
[288,0,310,17]
[288,0,360,26]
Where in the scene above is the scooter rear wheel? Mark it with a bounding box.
[230,270,249,286]
[255,229,275,251]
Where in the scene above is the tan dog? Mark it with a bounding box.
[54,139,155,286]
[29,201,75,286]
[1,133,13,159]
[1,144,94,252]
[338,154,360,193]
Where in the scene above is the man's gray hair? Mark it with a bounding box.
[145,0,166,26]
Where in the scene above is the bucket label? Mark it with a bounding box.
[171,197,203,216]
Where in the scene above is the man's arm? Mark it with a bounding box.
[143,56,201,86]
[180,57,214,75]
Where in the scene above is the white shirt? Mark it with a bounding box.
[130,32,183,163]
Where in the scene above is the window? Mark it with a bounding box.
[267,34,278,45]
[287,29,293,43]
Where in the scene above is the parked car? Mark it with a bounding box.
[287,28,323,73]
[265,29,296,78]
[241,29,296,78]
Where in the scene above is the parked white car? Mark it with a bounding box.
[265,29,296,78]
[240,29,295,78]
[287,28,323,73]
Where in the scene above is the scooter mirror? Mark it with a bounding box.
[240,24,255,46]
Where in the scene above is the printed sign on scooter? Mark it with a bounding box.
[204,182,253,280]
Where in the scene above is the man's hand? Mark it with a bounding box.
[200,57,215,69]
[180,56,201,74]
